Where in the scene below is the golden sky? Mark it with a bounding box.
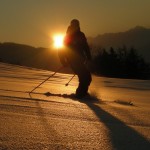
[0,0,150,47]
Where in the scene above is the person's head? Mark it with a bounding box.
[69,19,80,34]
[71,19,80,27]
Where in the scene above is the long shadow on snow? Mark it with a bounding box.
[84,101,150,150]
[45,92,150,150]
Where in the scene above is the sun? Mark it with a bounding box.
[53,34,65,49]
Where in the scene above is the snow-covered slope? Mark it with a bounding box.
[0,62,150,149]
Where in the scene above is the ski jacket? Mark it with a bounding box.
[64,31,91,61]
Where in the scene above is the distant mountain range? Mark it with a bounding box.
[0,26,150,72]
[0,42,64,72]
[88,26,150,62]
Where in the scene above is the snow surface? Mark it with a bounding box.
[0,62,150,150]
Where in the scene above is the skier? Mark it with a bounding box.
[59,19,92,98]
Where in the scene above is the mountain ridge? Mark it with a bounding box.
[88,26,150,62]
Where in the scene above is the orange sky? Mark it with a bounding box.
[0,0,150,47]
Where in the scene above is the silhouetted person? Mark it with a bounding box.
[59,19,92,98]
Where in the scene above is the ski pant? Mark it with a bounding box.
[70,60,92,96]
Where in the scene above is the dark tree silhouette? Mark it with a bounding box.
[91,46,150,79]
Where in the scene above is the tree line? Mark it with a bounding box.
[90,46,150,79]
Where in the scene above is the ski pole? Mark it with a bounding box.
[65,74,75,86]
[29,66,64,94]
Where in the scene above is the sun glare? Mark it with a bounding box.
[53,34,64,49]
